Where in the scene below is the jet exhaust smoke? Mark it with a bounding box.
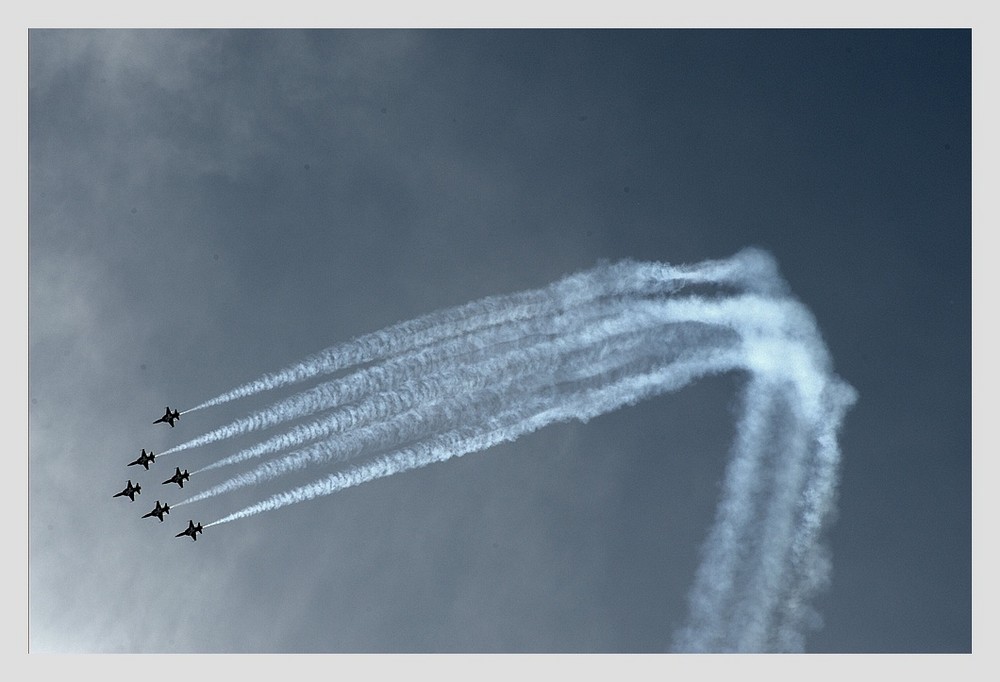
[170,248,856,652]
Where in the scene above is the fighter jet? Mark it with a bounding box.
[153,407,181,427]
[114,480,141,501]
[127,448,156,470]
[162,467,190,488]
[175,520,204,541]
[141,500,171,522]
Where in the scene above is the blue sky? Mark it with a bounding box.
[25,26,973,657]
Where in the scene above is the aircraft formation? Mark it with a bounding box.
[114,406,203,542]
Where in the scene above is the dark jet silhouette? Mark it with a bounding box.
[114,480,141,502]
[127,448,156,470]
[175,520,204,541]
[162,467,190,488]
[153,407,181,427]
[141,500,171,522]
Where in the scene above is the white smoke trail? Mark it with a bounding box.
[668,345,856,652]
[196,294,819,517]
[173,249,854,652]
[204,348,744,524]
[164,297,651,456]
[185,248,784,412]
[192,321,713,474]
[179,326,733,504]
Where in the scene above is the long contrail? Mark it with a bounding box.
[194,294,832,516]
[164,297,659,456]
[183,248,785,413]
[179,326,732,502]
[169,249,855,652]
[196,347,742,516]
[191,321,715,474]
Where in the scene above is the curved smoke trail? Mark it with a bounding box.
[168,248,855,652]
[184,248,784,412]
